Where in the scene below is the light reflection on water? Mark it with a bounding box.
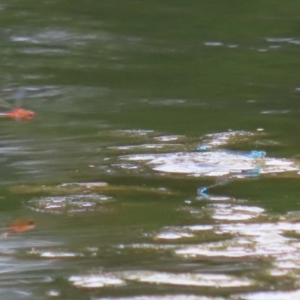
[1,1,300,299]
[0,129,299,299]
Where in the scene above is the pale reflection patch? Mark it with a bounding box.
[121,151,298,177]
[123,271,252,287]
[97,295,221,300]
[154,225,213,240]
[69,274,125,288]
[28,194,114,214]
[69,271,252,289]
[236,289,300,300]
[209,204,264,221]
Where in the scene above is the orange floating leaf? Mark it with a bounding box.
[7,219,35,233]
[3,108,35,120]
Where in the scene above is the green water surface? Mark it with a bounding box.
[0,1,300,299]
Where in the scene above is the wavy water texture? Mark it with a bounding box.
[1,1,300,298]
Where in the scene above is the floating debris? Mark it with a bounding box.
[0,108,35,120]
[6,219,35,233]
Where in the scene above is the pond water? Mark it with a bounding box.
[1,1,300,299]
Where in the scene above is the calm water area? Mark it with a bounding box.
[1,1,300,299]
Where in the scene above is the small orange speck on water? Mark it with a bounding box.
[4,108,35,120]
[7,219,35,233]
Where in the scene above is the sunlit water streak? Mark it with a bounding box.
[0,129,297,299]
